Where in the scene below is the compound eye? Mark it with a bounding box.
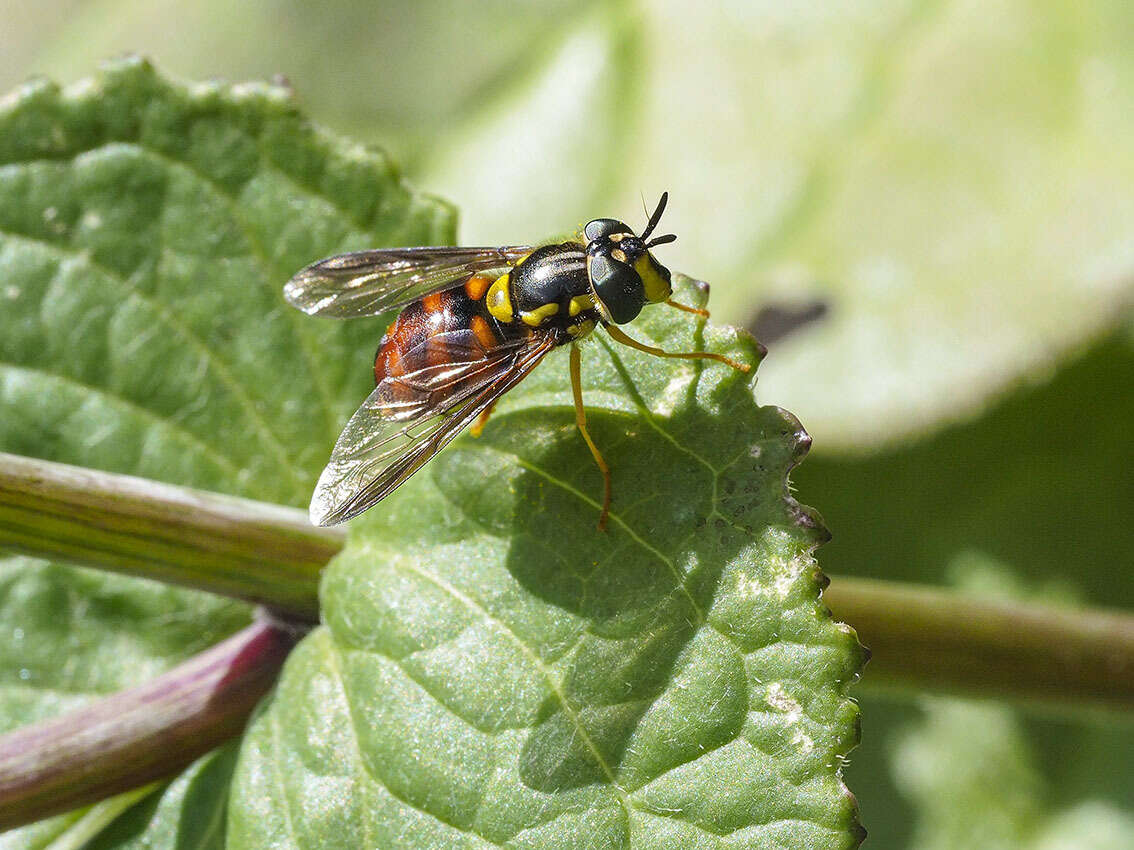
[590,252,645,324]
[584,218,631,243]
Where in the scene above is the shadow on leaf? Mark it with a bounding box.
[435,359,821,794]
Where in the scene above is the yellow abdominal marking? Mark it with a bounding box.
[520,302,560,326]
[569,294,595,316]
[486,274,513,323]
[634,254,672,303]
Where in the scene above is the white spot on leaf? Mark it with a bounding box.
[791,727,815,754]
[765,682,802,723]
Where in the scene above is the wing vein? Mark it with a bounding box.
[309,334,556,525]
[284,245,532,318]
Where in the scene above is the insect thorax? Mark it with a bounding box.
[497,243,599,338]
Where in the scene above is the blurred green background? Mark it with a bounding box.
[3,0,1131,846]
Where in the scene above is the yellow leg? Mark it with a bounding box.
[570,343,612,531]
[604,323,750,373]
[469,399,498,437]
[665,298,710,318]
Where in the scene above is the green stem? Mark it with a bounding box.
[823,578,1134,715]
[5,453,1134,714]
[0,614,300,830]
[0,452,341,620]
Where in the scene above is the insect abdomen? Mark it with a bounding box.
[372,276,526,416]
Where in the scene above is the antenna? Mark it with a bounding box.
[640,192,669,241]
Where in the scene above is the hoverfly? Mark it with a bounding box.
[284,193,748,529]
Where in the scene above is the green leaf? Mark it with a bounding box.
[3,0,585,170]
[894,699,1041,849]
[0,557,248,734]
[0,785,157,850]
[893,699,1134,850]
[84,744,239,850]
[0,58,451,841]
[229,278,866,849]
[1,59,862,847]
[0,57,452,499]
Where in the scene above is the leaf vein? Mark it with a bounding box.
[394,558,634,812]
[0,361,244,483]
[127,142,343,444]
[318,634,502,847]
[0,229,305,486]
[479,445,706,624]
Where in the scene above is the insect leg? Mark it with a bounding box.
[604,324,750,373]
[570,343,612,531]
[469,399,498,437]
[665,298,710,318]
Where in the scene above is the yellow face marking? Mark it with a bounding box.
[486,274,513,323]
[520,302,560,327]
[611,248,628,263]
[568,293,595,317]
[634,254,672,303]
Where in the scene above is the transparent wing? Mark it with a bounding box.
[309,334,556,525]
[284,245,533,318]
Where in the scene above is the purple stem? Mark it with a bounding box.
[0,614,301,830]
